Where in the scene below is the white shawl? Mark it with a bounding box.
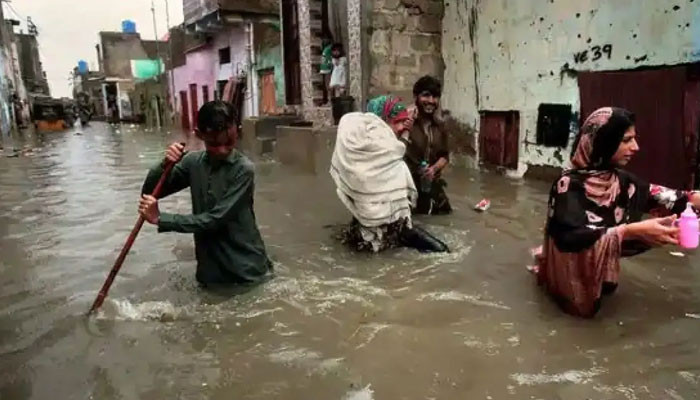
[330,112,417,229]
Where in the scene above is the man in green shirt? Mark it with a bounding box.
[139,101,272,286]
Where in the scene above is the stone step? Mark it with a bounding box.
[309,19,322,33]
[240,116,305,159]
[275,123,337,173]
[309,0,323,14]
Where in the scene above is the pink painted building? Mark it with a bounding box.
[170,26,249,131]
[170,0,283,131]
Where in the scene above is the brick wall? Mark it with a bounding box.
[368,0,444,101]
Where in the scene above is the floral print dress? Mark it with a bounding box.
[535,169,695,317]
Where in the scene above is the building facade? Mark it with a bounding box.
[1,18,30,129]
[279,0,444,125]
[17,33,49,97]
[442,0,700,188]
[170,0,284,131]
[98,30,168,122]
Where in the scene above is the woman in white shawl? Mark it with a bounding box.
[330,95,448,253]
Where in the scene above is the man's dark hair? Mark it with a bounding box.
[413,75,442,98]
[197,100,239,134]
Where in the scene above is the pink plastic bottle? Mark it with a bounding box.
[678,203,699,249]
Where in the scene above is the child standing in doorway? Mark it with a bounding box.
[320,36,333,105]
[329,43,347,99]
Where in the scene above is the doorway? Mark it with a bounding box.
[104,82,118,123]
[189,84,198,128]
[259,68,277,115]
[479,111,520,169]
[179,90,190,131]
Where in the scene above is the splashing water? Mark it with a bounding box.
[96,299,180,322]
[343,385,374,400]
[510,367,607,386]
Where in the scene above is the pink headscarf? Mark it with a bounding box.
[570,107,621,207]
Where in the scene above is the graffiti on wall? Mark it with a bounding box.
[573,44,613,63]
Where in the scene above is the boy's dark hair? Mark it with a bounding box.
[413,75,442,98]
[197,100,239,134]
[331,43,344,55]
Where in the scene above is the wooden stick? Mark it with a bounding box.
[87,160,175,315]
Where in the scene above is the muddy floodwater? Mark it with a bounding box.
[1,123,699,400]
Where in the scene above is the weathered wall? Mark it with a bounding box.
[443,0,700,171]
[368,0,444,102]
[17,34,49,95]
[100,32,150,79]
[133,76,168,127]
[1,21,30,126]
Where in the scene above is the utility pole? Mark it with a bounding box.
[151,0,160,66]
[164,0,171,31]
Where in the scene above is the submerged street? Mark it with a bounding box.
[0,123,699,399]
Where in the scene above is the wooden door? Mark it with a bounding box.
[179,90,190,130]
[480,111,520,169]
[259,69,277,115]
[189,83,198,127]
[579,67,697,189]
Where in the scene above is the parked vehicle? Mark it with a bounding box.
[31,96,69,132]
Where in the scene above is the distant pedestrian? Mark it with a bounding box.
[320,36,333,104]
[329,43,347,98]
[139,101,273,286]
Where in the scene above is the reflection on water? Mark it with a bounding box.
[0,123,699,399]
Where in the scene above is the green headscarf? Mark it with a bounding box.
[366,95,410,123]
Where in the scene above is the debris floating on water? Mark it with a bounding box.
[669,251,686,258]
[474,198,491,212]
[685,313,700,319]
[526,265,539,274]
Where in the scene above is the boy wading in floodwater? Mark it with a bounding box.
[139,101,272,286]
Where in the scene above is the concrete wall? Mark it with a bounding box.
[17,34,49,95]
[367,0,444,101]
[184,0,218,25]
[1,21,30,126]
[100,32,151,79]
[185,0,279,24]
[132,76,168,127]
[214,26,248,82]
[0,4,12,148]
[443,0,700,172]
